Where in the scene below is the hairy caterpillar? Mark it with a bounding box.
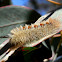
[9,18,62,47]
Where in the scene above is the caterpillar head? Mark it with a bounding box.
[49,18,61,28]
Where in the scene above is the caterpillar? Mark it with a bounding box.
[9,18,62,47]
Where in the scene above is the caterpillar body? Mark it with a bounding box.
[9,18,62,47]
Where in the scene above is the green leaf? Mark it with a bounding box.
[0,5,40,44]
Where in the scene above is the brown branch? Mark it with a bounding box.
[47,0,62,5]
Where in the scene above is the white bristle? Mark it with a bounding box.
[16,27,20,31]
[20,25,23,30]
[31,24,34,28]
[8,34,12,38]
[25,24,28,29]
[10,29,17,34]
[13,29,17,32]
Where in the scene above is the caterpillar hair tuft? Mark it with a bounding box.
[9,18,62,47]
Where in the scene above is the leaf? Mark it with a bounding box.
[51,8,62,21]
[0,5,40,44]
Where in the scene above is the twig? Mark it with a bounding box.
[47,0,62,5]
[52,31,62,61]
[56,31,62,52]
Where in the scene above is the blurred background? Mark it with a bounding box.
[0,0,62,15]
[11,0,62,15]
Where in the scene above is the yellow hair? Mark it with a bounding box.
[9,18,61,46]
